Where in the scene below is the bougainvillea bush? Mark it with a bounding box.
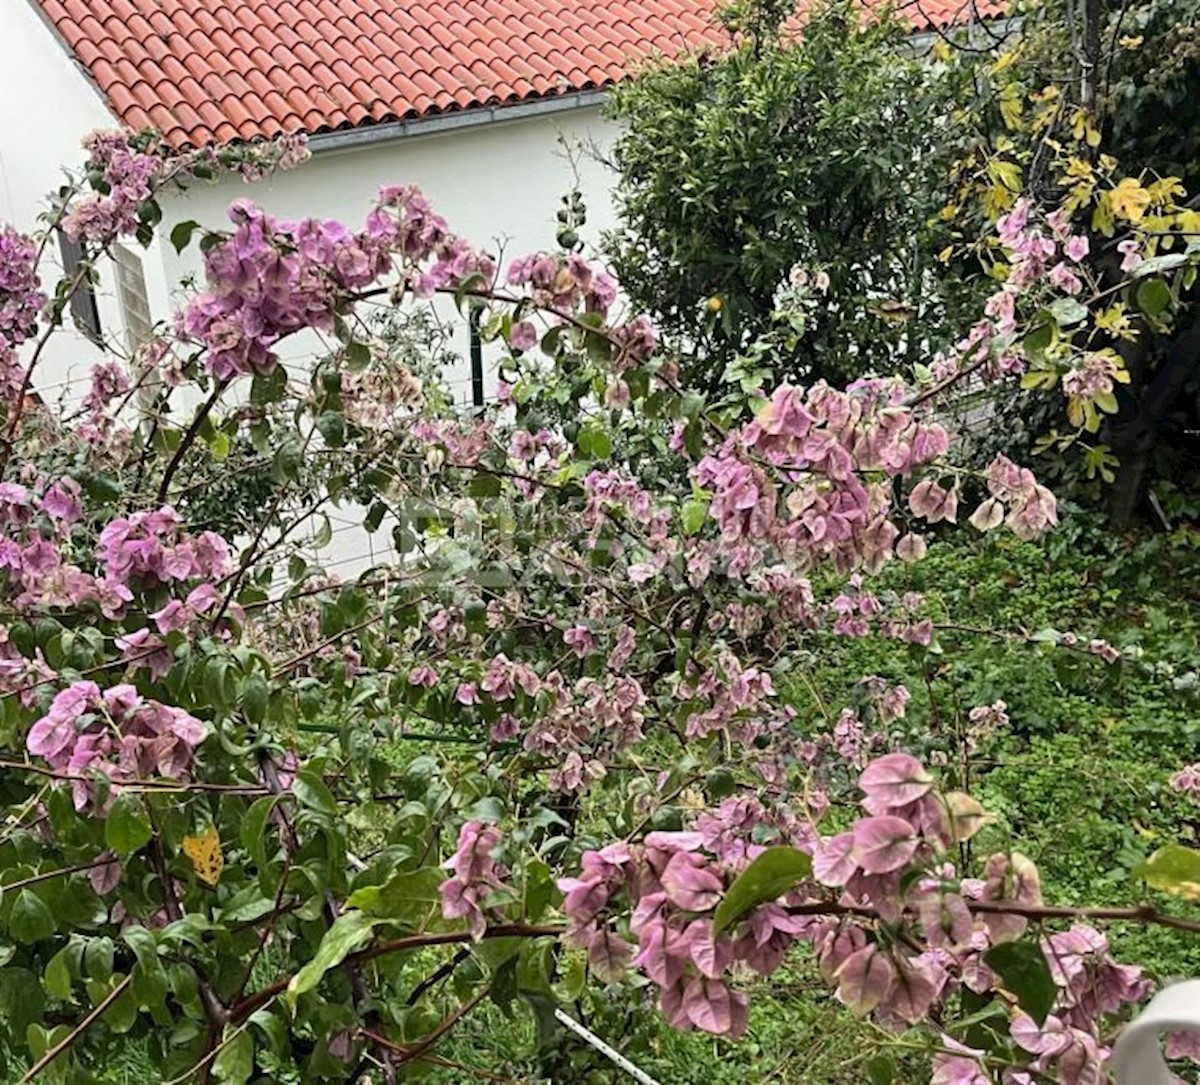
[1,125,1199,1085]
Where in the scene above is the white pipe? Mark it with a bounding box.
[552,1008,663,1085]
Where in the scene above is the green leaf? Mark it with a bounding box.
[713,846,812,935]
[680,498,710,536]
[577,424,612,460]
[250,365,287,406]
[345,868,443,925]
[983,941,1056,1025]
[865,1054,895,1085]
[453,272,487,314]
[1022,321,1057,361]
[105,794,153,856]
[1133,843,1200,900]
[316,411,345,448]
[345,340,372,371]
[523,860,556,923]
[293,769,338,817]
[9,889,56,943]
[469,473,502,498]
[287,912,377,1004]
[1130,252,1189,278]
[364,501,387,533]
[1047,297,1089,327]
[213,1028,254,1085]
[169,220,202,254]
[209,431,231,462]
[1135,277,1171,318]
[241,672,269,726]
[680,392,705,421]
[44,946,76,1002]
[241,795,280,872]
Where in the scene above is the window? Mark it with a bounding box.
[55,230,102,345]
[113,244,153,353]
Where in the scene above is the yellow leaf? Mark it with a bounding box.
[999,85,1023,131]
[988,159,1023,193]
[932,38,952,62]
[1177,209,1200,235]
[1021,370,1058,391]
[1091,196,1116,237]
[182,827,223,887]
[1108,177,1152,222]
[990,49,1018,74]
[984,184,1016,220]
[1118,34,1144,48]
[938,245,954,264]
[1064,157,1095,180]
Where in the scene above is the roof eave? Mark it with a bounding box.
[307,88,612,154]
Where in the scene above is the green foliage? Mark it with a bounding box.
[605,0,979,387]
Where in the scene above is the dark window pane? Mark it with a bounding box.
[56,229,103,345]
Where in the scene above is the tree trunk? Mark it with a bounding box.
[1106,316,1200,528]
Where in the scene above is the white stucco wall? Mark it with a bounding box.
[156,104,619,395]
[0,0,129,398]
[152,105,622,577]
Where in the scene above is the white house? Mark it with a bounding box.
[1,0,998,574]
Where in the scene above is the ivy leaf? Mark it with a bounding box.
[9,889,56,943]
[713,846,812,934]
[983,941,1056,1025]
[1133,844,1200,900]
[287,912,378,1004]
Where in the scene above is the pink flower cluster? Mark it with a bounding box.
[2,488,233,637]
[62,141,158,244]
[558,818,815,1037]
[0,225,45,349]
[439,820,508,940]
[997,200,1091,294]
[63,128,311,245]
[969,454,1059,539]
[98,506,232,590]
[935,927,1149,1085]
[27,680,207,809]
[179,187,495,379]
[695,381,958,578]
[558,752,1153,1077]
[929,197,1116,393]
[1061,352,1123,401]
[506,252,617,318]
[1169,763,1200,801]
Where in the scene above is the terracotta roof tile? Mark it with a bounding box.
[35,0,998,148]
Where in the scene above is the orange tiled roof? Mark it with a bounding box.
[36,0,1004,148]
